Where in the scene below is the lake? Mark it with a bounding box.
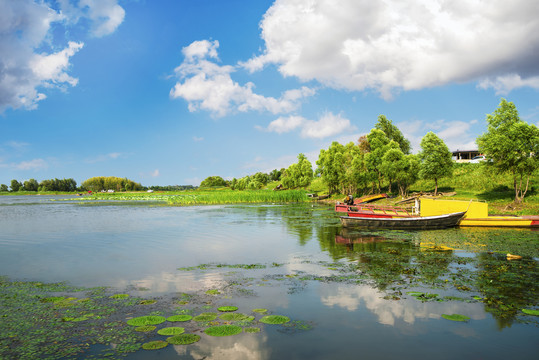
[1,195,538,359]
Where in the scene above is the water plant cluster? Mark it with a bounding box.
[0,276,300,359]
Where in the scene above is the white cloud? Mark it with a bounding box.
[259,112,355,139]
[14,158,48,171]
[170,40,316,117]
[85,152,126,163]
[400,119,478,153]
[0,0,124,113]
[244,0,539,98]
[150,169,160,177]
[193,136,204,142]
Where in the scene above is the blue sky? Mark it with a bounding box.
[1,0,538,187]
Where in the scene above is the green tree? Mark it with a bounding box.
[364,129,399,191]
[23,178,39,192]
[0,184,8,192]
[317,142,346,194]
[418,132,453,195]
[380,148,405,193]
[375,115,411,154]
[10,179,22,192]
[200,176,227,187]
[477,99,539,202]
[282,153,313,189]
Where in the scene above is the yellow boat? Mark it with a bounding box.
[418,198,539,228]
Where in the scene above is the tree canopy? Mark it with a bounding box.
[200,176,228,188]
[418,132,453,195]
[477,98,539,202]
[375,115,411,154]
[282,153,313,189]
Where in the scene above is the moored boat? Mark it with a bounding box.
[340,211,466,230]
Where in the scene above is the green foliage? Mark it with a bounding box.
[218,306,238,312]
[317,142,366,194]
[135,325,156,332]
[418,132,453,195]
[365,129,400,191]
[166,334,201,345]
[441,314,470,322]
[259,315,290,324]
[23,178,39,192]
[375,115,411,154]
[142,340,168,350]
[10,179,22,192]
[477,98,539,202]
[282,153,313,189]
[0,184,8,192]
[193,312,218,322]
[204,324,243,336]
[200,176,228,187]
[522,309,539,316]
[38,178,77,192]
[157,327,185,335]
[126,315,166,326]
[81,176,141,192]
[167,314,192,322]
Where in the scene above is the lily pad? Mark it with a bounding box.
[522,309,539,316]
[135,325,156,332]
[110,294,129,299]
[441,314,470,322]
[140,300,156,305]
[259,315,290,324]
[204,324,242,337]
[252,308,268,314]
[244,327,261,333]
[193,313,218,322]
[127,315,166,326]
[142,340,168,350]
[206,289,220,295]
[166,334,201,345]
[218,306,238,312]
[157,327,185,336]
[220,313,251,321]
[167,315,193,322]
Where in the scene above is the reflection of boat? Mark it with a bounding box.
[419,198,539,228]
[335,234,386,244]
[340,211,466,230]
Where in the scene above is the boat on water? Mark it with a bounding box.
[336,197,539,228]
[340,211,466,230]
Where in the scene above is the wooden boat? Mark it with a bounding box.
[419,198,539,228]
[340,211,466,230]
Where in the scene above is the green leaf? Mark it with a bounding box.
[441,314,470,322]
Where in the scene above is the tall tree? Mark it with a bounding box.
[375,115,411,154]
[316,142,346,194]
[282,153,313,189]
[10,179,22,192]
[364,129,399,191]
[23,178,39,192]
[477,99,539,202]
[418,132,453,195]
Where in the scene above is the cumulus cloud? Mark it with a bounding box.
[259,112,355,139]
[0,0,124,113]
[243,0,539,98]
[14,158,48,171]
[170,40,316,117]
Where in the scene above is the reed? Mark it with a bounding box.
[166,189,308,205]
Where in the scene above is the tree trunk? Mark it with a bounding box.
[434,178,438,196]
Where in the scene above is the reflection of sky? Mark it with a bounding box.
[318,284,486,328]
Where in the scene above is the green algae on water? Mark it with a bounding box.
[157,327,185,335]
[204,324,243,337]
[126,315,166,326]
[260,315,290,324]
[110,294,130,299]
[142,340,168,350]
[205,289,221,295]
[166,334,201,345]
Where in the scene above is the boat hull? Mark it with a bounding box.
[340,212,466,230]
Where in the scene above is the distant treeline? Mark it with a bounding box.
[147,185,196,191]
[81,177,142,192]
[1,178,77,192]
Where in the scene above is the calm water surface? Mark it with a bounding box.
[1,195,538,359]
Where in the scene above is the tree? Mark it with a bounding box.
[317,142,347,194]
[23,178,39,192]
[418,132,453,195]
[0,184,8,192]
[364,129,399,191]
[477,99,539,202]
[10,179,22,192]
[282,153,313,189]
[380,148,405,193]
[375,115,411,154]
[200,176,227,187]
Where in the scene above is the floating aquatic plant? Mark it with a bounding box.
[166,334,201,345]
[167,315,192,322]
[204,324,242,337]
[135,325,156,332]
[139,300,156,305]
[126,315,166,326]
[110,294,130,299]
[205,289,221,295]
[259,315,290,324]
[252,308,268,314]
[441,314,470,322]
[522,309,539,316]
[220,313,252,321]
[218,306,238,312]
[244,327,261,333]
[142,340,168,350]
[193,313,218,322]
[157,327,185,336]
